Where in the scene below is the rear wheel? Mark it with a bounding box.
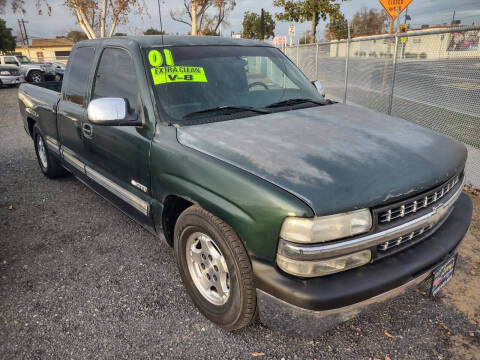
[174,205,256,331]
[28,70,44,83]
[33,125,68,178]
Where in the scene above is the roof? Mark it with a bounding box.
[78,35,272,48]
[30,37,75,48]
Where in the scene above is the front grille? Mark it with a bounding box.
[377,225,432,251]
[378,175,460,224]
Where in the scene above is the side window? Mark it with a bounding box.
[5,57,18,65]
[64,47,95,105]
[92,48,138,112]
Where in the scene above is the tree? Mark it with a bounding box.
[351,7,388,37]
[0,0,51,15]
[64,0,145,39]
[67,30,88,42]
[143,27,165,35]
[0,18,15,53]
[273,0,343,43]
[299,31,314,44]
[241,10,275,40]
[325,11,347,40]
[170,0,235,35]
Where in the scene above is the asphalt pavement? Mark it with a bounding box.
[0,86,479,359]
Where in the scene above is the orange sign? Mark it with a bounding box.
[379,0,413,20]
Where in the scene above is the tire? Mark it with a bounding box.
[33,125,69,178]
[174,205,256,331]
[28,70,44,83]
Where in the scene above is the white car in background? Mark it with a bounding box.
[0,55,55,83]
[0,65,24,87]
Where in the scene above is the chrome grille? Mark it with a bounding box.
[377,225,432,251]
[378,175,460,224]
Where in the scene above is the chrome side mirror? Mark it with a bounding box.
[87,97,140,126]
[312,80,325,98]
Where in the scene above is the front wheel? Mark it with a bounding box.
[28,70,44,83]
[174,205,257,331]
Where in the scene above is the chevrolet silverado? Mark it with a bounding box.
[18,36,472,336]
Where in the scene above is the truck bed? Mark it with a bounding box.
[18,81,62,139]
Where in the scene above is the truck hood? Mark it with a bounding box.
[177,104,466,215]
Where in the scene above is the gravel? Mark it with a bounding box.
[1,86,479,359]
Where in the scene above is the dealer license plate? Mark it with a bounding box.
[431,254,456,296]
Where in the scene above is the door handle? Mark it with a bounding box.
[82,123,93,138]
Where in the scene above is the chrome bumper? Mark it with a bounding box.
[256,268,432,337]
[0,75,24,85]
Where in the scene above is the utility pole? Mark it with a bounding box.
[21,19,29,45]
[17,19,26,45]
[157,0,163,33]
[260,8,265,41]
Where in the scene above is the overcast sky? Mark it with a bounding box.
[3,0,480,43]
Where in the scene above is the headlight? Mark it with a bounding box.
[0,71,10,75]
[280,209,372,243]
[277,250,371,277]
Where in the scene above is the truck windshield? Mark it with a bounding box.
[17,56,32,64]
[145,46,324,124]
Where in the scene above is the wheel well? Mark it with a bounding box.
[162,195,193,246]
[27,117,35,138]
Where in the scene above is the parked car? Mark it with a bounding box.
[0,65,23,87]
[52,62,66,81]
[0,55,55,83]
[17,36,472,336]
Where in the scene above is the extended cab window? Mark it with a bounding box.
[64,47,95,105]
[92,47,138,112]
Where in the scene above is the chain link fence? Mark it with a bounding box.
[281,26,480,187]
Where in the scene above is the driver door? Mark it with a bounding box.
[82,47,154,226]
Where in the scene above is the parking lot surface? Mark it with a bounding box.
[1,86,479,359]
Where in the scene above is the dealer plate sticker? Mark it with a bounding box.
[431,254,456,296]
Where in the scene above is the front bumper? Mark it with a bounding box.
[253,192,472,337]
[0,75,24,85]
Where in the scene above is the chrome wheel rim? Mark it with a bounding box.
[186,232,230,305]
[32,73,42,82]
[37,136,48,169]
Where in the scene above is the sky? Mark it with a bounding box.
[2,0,480,43]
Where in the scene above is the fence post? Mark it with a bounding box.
[343,21,351,104]
[315,43,319,80]
[387,34,399,115]
[296,43,299,66]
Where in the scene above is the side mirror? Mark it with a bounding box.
[312,80,325,98]
[87,97,141,126]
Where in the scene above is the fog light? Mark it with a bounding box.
[277,250,371,277]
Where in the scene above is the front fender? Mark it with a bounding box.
[150,127,313,262]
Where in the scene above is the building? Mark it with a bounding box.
[15,37,75,63]
[328,25,480,61]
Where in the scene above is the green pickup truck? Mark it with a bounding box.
[18,36,472,336]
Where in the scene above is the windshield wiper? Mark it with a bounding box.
[265,98,328,109]
[183,105,270,119]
